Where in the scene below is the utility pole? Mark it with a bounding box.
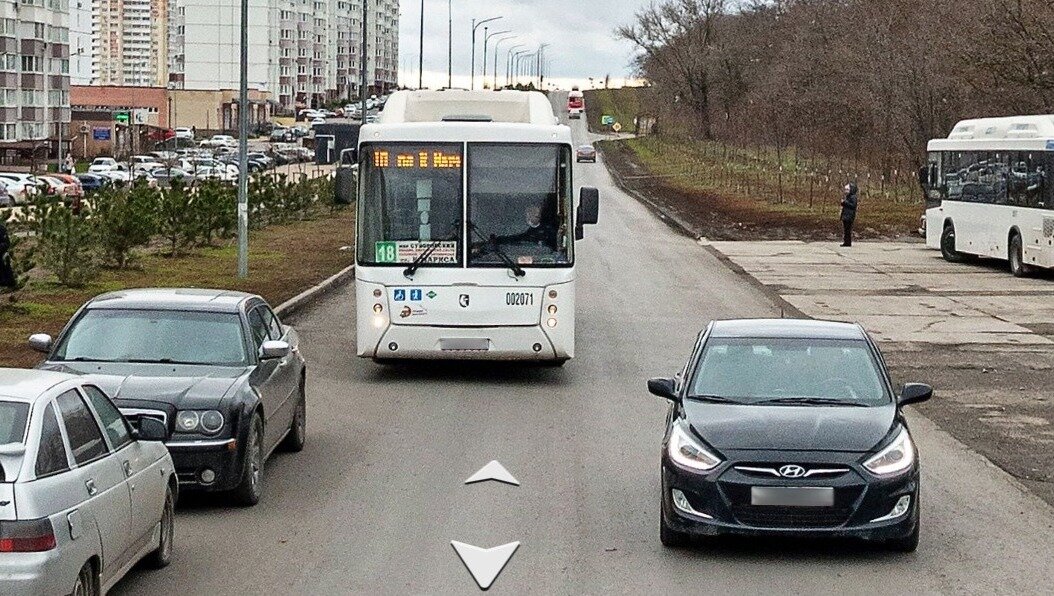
[470,16,500,91]
[447,0,452,88]
[418,0,424,89]
[538,44,549,89]
[236,0,249,278]
[361,0,368,117]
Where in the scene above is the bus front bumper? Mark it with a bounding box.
[363,324,571,361]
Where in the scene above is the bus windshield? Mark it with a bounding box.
[358,143,464,266]
[468,144,573,267]
[359,142,573,268]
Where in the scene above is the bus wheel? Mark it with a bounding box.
[1009,233,1032,278]
[940,225,965,263]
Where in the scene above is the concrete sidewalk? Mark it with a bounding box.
[709,240,1054,345]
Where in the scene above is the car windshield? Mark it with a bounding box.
[689,337,890,406]
[358,143,464,266]
[53,309,248,366]
[468,144,573,267]
[0,400,30,444]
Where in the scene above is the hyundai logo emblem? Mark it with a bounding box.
[778,465,807,478]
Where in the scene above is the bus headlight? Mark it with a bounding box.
[547,304,558,315]
[546,318,558,328]
[373,303,384,313]
[373,315,387,328]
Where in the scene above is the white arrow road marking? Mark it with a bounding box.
[464,460,520,486]
[451,540,520,590]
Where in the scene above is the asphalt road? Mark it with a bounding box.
[113,94,1054,595]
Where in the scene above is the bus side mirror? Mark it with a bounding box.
[918,166,929,187]
[576,187,599,240]
[341,148,358,165]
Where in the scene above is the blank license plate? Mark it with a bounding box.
[439,338,490,351]
[751,487,834,507]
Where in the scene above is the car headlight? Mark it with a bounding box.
[175,410,225,434]
[863,427,915,476]
[668,422,722,472]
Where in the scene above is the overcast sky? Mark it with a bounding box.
[396,0,649,90]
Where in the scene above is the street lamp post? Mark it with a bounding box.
[418,0,425,89]
[482,29,509,89]
[236,0,249,278]
[470,17,500,91]
[447,0,452,89]
[491,35,515,91]
[505,44,525,88]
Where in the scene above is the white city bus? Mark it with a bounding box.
[354,90,599,362]
[922,115,1054,276]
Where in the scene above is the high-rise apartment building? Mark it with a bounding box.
[69,0,91,83]
[0,0,71,147]
[168,0,398,112]
[91,0,169,86]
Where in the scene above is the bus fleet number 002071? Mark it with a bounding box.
[506,292,534,307]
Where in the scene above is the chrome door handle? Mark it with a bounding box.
[85,479,97,496]
[122,461,132,477]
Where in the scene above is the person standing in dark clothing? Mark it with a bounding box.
[0,218,17,290]
[840,182,858,247]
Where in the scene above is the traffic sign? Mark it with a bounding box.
[114,110,130,124]
[601,115,615,126]
[612,122,622,133]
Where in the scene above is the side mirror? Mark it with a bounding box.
[918,166,930,187]
[260,340,291,360]
[341,148,358,165]
[28,333,53,354]
[647,377,679,402]
[898,383,933,406]
[578,187,599,225]
[135,416,168,441]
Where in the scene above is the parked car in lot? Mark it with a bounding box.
[650,319,930,552]
[75,173,109,194]
[576,145,597,163]
[150,167,193,187]
[200,134,237,149]
[87,157,119,174]
[33,288,308,506]
[0,368,176,596]
[0,173,41,204]
[270,126,293,142]
[0,179,11,207]
[174,127,194,141]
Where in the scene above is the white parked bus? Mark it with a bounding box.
[922,115,1054,276]
[354,90,599,363]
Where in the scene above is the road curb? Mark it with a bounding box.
[275,263,355,319]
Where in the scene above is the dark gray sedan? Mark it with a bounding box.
[31,288,307,506]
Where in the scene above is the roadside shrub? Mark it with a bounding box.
[92,181,158,268]
[194,179,237,246]
[156,179,197,256]
[30,196,97,287]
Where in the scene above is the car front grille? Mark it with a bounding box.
[731,505,854,528]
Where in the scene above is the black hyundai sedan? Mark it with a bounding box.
[649,319,931,552]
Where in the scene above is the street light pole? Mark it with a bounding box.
[236,0,249,278]
[447,0,452,89]
[418,0,425,89]
[361,0,368,117]
[482,29,509,90]
[470,16,500,91]
[505,44,525,88]
[491,35,515,91]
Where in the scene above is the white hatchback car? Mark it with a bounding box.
[0,369,176,596]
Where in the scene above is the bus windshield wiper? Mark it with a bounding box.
[755,397,871,407]
[467,222,525,278]
[403,240,443,278]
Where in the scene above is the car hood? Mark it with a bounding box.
[39,361,246,410]
[682,401,896,453]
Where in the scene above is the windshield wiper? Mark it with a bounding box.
[403,239,444,278]
[63,357,120,363]
[755,397,871,407]
[467,222,526,278]
[123,358,205,365]
[685,394,740,404]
